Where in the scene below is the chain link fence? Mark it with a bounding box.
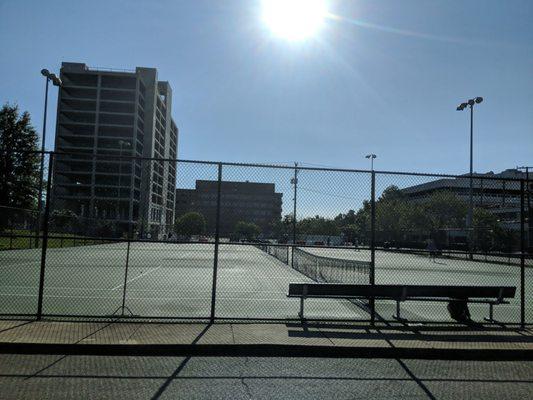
[0,151,530,324]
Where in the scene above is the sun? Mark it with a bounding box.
[261,0,327,41]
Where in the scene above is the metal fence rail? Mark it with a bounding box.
[0,151,530,325]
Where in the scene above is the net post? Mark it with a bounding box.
[370,171,376,325]
[210,163,223,323]
[36,153,54,320]
[520,179,525,329]
[120,239,132,316]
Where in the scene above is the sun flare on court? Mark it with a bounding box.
[261,0,327,41]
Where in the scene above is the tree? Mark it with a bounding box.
[234,221,261,240]
[50,209,78,233]
[340,224,359,243]
[334,209,357,226]
[175,212,206,237]
[472,208,499,252]
[297,216,340,236]
[0,104,39,230]
[423,191,467,231]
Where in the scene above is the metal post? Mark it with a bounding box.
[468,104,474,260]
[291,163,298,266]
[120,240,131,316]
[35,78,50,248]
[370,171,376,324]
[520,180,525,329]
[210,163,223,322]
[36,154,53,320]
[525,167,531,253]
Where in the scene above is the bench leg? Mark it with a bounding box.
[298,297,305,319]
[393,300,407,322]
[484,303,495,323]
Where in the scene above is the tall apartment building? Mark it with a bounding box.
[52,62,178,238]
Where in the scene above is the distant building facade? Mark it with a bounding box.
[175,181,283,236]
[401,169,531,248]
[52,62,178,238]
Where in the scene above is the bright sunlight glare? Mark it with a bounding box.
[261,0,327,41]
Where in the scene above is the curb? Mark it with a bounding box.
[1,343,532,361]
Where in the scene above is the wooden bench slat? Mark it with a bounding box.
[287,284,516,299]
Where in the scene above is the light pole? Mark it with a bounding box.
[365,154,377,171]
[517,166,532,250]
[457,96,483,259]
[35,69,62,247]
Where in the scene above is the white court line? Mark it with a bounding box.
[110,266,162,291]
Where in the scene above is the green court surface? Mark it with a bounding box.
[0,243,531,323]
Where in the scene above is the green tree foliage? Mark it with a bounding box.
[0,104,39,230]
[335,205,371,244]
[175,212,206,237]
[50,209,78,232]
[234,221,261,240]
[340,224,358,243]
[423,191,467,231]
[297,216,340,236]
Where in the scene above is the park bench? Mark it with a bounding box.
[287,283,516,323]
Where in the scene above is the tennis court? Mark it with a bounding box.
[0,242,531,323]
[0,243,368,320]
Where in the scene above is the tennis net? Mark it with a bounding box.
[256,244,290,264]
[292,247,371,284]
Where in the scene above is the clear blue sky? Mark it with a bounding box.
[1,0,532,175]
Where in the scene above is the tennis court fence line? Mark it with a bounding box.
[0,151,531,324]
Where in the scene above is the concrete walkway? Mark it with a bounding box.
[0,320,532,360]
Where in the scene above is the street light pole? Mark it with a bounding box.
[35,69,62,248]
[365,154,377,171]
[517,166,532,251]
[457,97,483,259]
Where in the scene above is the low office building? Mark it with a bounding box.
[52,62,178,238]
[176,180,283,236]
[401,169,531,248]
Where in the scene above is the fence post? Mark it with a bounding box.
[520,180,525,329]
[210,163,223,322]
[291,162,298,266]
[370,171,376,325]
[36,154,53,320]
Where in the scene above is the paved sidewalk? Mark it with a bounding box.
[0,320,532,359]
